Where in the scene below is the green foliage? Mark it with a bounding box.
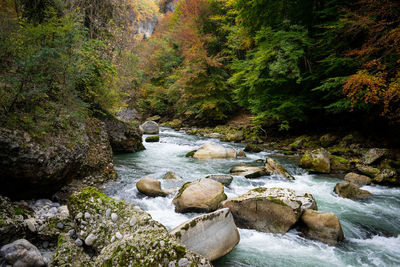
[230,24,310,129]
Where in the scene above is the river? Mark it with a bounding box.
[104,127,400,267]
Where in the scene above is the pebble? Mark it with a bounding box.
[129,216,137,226]
[178,258,189,267]
[116,232,123,240]
[76,212,83,219]
[105,209,111,218]
[111,213,118,222]
[68,229,75,237]
[57,222,64,229]
[75,238,83,247]
[25,218,36,232]
[110,236,115,242]
[42,241,49,249]
[84,212,91,219]
[85,233,97,246]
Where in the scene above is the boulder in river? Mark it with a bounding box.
[139,121,159,134]
[300,148,331,173]
[230,165,266,178]
[0,239,46,267]
[136,177,168,197]
[53,187,211,266]
[300,209,344,245]
[221,187,317,234]
[162,171,183,181]
[344,173,372,187]
[173,178,227,213]
[265,158,295,180]
[205,175,233,186]
[145,135,160,142]
[334,182,371,199]
[193,144,237,159]
[244,143,263,153]
[169,208,240,261]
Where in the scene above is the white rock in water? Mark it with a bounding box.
[85,233,97,246]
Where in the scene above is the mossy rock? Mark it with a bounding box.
[145,136,160,142]
[185,150,197,157]
[53,187,210,266]
[330,155,351,173]
[244,143,263,153]
[300,148,331,174]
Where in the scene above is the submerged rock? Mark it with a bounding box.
[344,173,372,187]
[136,177,168,197]
[334,182,371,199]
[205,175,233,186]
[300,210,344,245]
[193,144,237,159]
[53,187,210,266]
[265,158,295,180]
[221,187,317,234]
[139,121,159,134]
[162,171,183,181]
[230,166,266,178]
[0,239,46,267]
[300,148,331,173]
[170,208,240,261]
[173,178,227,213]
[244,143,263,153]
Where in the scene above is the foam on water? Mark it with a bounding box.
[104,127,400,267]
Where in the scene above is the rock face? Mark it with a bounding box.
[139,121,159,134]
[230,166,265,178]
[300,148,331,173]
[173,179,227,213]
[362,148,387,165]
[265,158,295,180]
[162,171,183,181]
[51,187,211,266]
[334,182,371,199]
[0,239,46,267]
[344,173,372,186]
[136,177,168,197]
[0,118,117,199]
[193,144,237,159]
[98,111,145,153]
[205,175,233,186]
[300,210,344,245]
[221,188,317,234]
[170,208,240,261]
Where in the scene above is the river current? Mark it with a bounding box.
[104,127,400,267]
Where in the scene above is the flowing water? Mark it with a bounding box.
[104,128,400,267]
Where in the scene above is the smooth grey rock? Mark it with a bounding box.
[136,177,168,197]
[139,121,159,134]
[84,212,91,219]
[170,208,240,261]
[0,239,45,267]
[74,238,83,247]
[111,213,118,222]
[115,232,123,240]
[57,222,64,229]
[105,209,111,218]
[205,175,233,186]
[193,144,237,159]
[85,233,97,246]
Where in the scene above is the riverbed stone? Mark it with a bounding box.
[0,239,46,267]
[334,182,371,199]
[265,158,294,180]
[344,173,372,186]
[221,187,317,234]
[244,144,263,153]
[56,187,210,266]
[362,148,388,165]
[230,166,266,178]
[300,209,344,245]
[162,171,184,181]
[173,178,227,213]
[193,144,237,159]
[205,175,233,186]
[300,148,331,173]
[169,208,240,261]
[139,121,159,134]
[136,177,168,197]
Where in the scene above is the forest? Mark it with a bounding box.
[1,0,399,136]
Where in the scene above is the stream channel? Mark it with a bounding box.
[104,127,400,267]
